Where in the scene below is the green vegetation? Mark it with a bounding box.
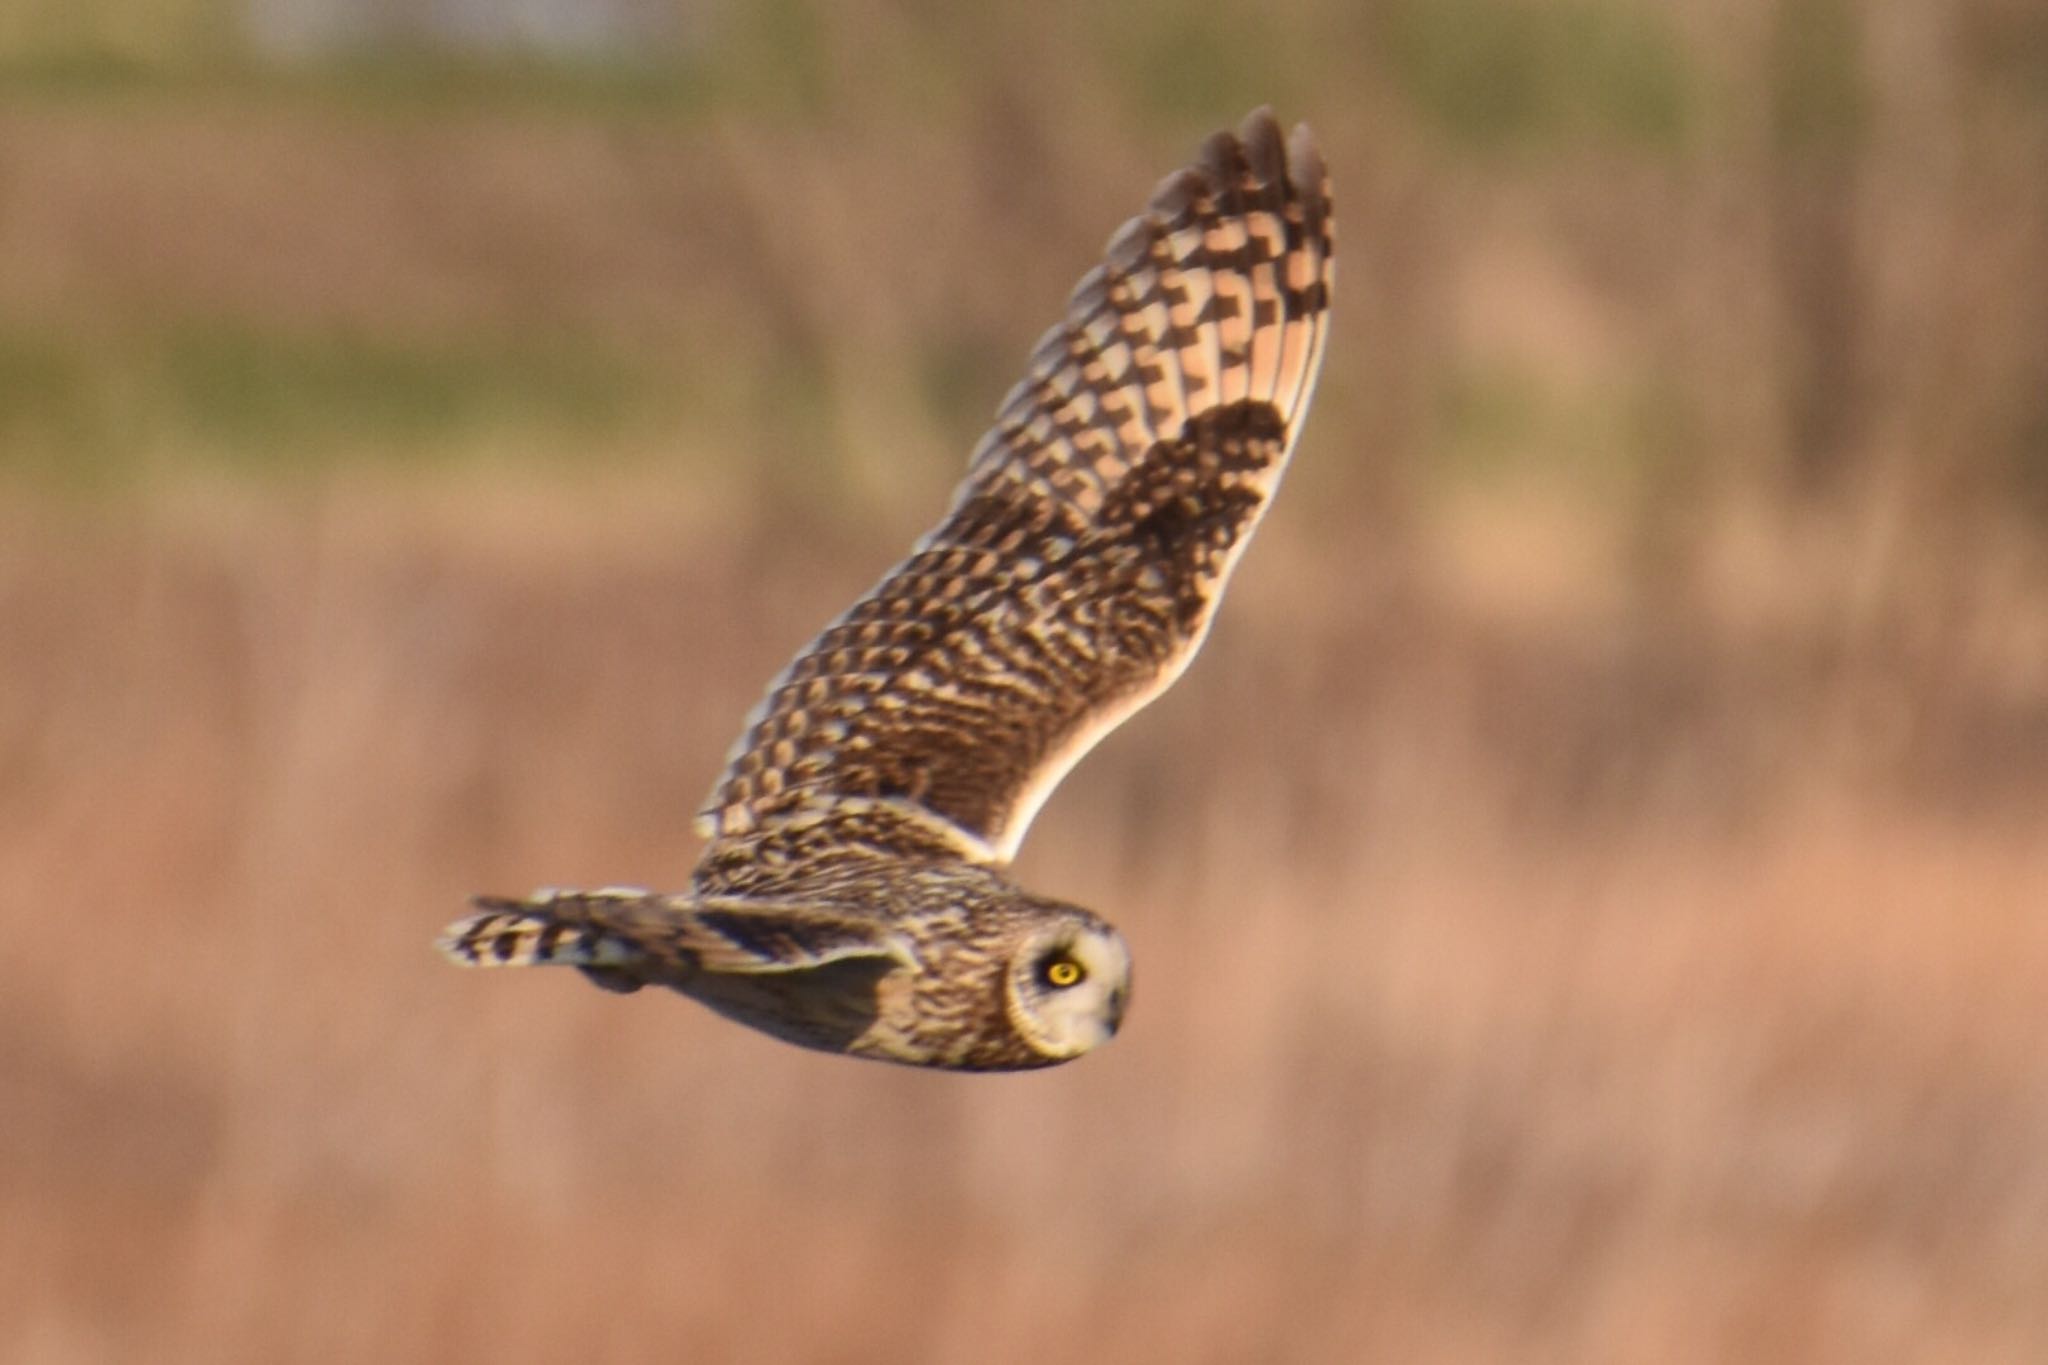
[1768,0,1867,153]
[0,0,2035,519]
[0,50,720,116]
[1098,0,1290,126]
[1377,0,1694,151]
[1434,362,1691,495]
[0,323,674,482]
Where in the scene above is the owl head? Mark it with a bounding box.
[1002,907,1132,1062]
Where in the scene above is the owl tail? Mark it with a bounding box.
[436,890,661,991]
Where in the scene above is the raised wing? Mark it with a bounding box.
[695,108,1333,887]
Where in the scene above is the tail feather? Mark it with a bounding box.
[435,889,652,970]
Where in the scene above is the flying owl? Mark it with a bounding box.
[437,107,1333,1071]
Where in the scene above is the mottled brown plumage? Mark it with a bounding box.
[438,108,1334,1071]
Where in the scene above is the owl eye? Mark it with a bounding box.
[1041,955,1086,988]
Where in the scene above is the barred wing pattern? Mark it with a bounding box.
[695,109,1332,892]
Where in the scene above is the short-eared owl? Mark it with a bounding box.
[438,108,1333,1070]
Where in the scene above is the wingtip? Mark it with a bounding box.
[1196,127,1246,186]
[1285,120,1328,198]
[1146,166,1207,221]
[1103,211,1155,272]
[1237,107,1288,185]
[1238,103,1279,133]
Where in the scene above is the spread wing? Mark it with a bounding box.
[694,107,1333,890]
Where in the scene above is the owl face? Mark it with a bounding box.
[1001,912,1132,1061]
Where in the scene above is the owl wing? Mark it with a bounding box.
[694,108,1333,892]
[444,890,913,974]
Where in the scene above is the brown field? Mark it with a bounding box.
[4,476,2045,1363]
[4,3,2047,1359]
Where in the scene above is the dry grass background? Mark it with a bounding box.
[3,1,2047,1361]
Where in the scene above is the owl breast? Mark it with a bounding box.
[680,937,1047,1071]
[683,957,902,1057]
[865,937,1055,1071]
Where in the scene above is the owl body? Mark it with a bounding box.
[447,860,1129,1071]
[438,108,1332,1071]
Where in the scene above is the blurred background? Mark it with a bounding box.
[3,0,2045,1360]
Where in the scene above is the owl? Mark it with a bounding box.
[437,107,1333,1071]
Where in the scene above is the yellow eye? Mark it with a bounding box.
[1044,957,1084,988]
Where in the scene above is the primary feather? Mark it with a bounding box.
[696,107,1333,883]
